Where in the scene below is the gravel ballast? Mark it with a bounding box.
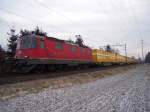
[0,64,150,112]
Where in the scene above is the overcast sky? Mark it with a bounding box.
[0,0,150,58]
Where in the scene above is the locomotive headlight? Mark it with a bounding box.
[25,56,29,58]
[18,50,22,54]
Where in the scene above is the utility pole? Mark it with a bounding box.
[141,39,144,62]
[125,44,127,63]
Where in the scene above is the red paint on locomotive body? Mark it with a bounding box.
[15,34,93,63]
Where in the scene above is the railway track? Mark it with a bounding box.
[0,64,136,85]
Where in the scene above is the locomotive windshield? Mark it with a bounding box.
[16,35,44,49]
[21,35,37,49]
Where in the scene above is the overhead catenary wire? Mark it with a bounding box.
[97,0,144,57]
[31,0,113,45]
[33,0,74,25]
[96,0,124,31]
[95,0,131,51]
[0,7,68,33]
[107,0,143,40]
[0,1,142,58]
[126,0,143,40]
[123,0,143,40]
[125,0,144,58]
[5,0,115,46]
[11,0,74,39]
[95,0,128,54]
[0,2,125,44]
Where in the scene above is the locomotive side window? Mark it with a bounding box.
[22,36,30,48]
[21,35,37,49]
[81,48,85,53]
[22,37,26,48]
[55,41,63,50]
[16,38,21,49]
[31,37,36,48]
[40,38,44,48]
[70,46,76,52]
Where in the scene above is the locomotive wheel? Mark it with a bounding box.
[47,65,56,72]
[35,65,47,73]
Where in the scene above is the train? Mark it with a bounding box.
[12,34,137,73]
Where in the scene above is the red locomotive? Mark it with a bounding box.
[13,33,138,73]
[15,34,93,72]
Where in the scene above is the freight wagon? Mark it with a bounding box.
[92,49,137,65]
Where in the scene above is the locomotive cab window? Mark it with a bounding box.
[31,36,36,48]
[55,41,63,50]
[22,35,37,49]
[40,38,44,48]
[22,36,31,48]
[16,38,21,49]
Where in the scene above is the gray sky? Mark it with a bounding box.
[0,0,150,58]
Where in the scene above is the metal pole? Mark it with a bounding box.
[125,44,127,63]
[141,40,144,62]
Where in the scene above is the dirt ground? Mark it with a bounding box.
[0,64,150,112]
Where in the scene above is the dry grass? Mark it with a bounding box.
[0,65,137,99]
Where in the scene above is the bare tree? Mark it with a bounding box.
[105,45,112,52]
[145,52,150,63]
[0,45,3,52]
[0,44,5,63]
[20,29,30,36]
[75,35,84,47]
[34,26,47,36]
[67,38,75,44]
[7,28,18,57]
[20,26,47,37]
